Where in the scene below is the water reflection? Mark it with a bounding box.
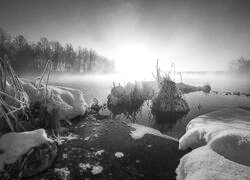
[153,112,188,130]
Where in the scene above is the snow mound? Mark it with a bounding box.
[176,108,250,180]
[128,123,179,142]
[208,131,250,167]
[179,107,250,150]
[176,146,250,180]
[0,129,53,171]
[19,79,88,121]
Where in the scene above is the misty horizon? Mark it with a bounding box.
[1,0,250,72]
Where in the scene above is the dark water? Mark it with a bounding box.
[46,73,250,138]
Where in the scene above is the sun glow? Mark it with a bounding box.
[114,43,156,81]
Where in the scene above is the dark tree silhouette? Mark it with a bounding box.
[0,28,115,74]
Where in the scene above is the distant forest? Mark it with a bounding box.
[0,28,115,74]
[229,57,250,74]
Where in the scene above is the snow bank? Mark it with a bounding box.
[177,108,250,180]
[176,146,250,180]
[0,129,53,171]
[20,79,88,121]
[179,108,250,150]
[128,123,179,142]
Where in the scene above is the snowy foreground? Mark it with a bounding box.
[177,108,250,180]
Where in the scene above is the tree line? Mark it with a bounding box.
[229,56,250,74]
[0,28,115,74]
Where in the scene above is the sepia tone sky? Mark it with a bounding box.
[0,0,250,71]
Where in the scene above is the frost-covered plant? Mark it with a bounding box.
[151,60,189,114]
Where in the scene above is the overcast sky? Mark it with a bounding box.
[1,0,250,71]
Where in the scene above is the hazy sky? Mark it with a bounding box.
[1,0,250,72]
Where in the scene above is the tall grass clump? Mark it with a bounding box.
[151,60,189,116]
[107,82,145,120]
[0,55,30,133]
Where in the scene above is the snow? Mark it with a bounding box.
[60,133,79,142]
[179,107,250,150]
[91,165,104,175]
[79,163,103,175]
[95,150,105,156]
[54,167,70,179]
[128,123,179,142]
[84,136,90,141]
[176,108,250,180]
[176,146,250,180]
[115,152,124,158]
[0,129,53,171]
[79,163,91,171]
[17,79,88,121]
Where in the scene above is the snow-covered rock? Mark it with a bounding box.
[0,129,53,171]
[177,108,250,180]
[179,107,250,150]
[176,146,250,180]
[8,79,88,121]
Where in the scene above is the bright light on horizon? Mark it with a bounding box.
[114,43,156,77]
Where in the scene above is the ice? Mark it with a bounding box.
[0,129,53,171]
[176,108,250,180]
[176,146,250,180]
[91,165,103,175]
[128,123,179,142]
[115,152,124,158]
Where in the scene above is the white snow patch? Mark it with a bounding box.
[115,152,124,158]
[19,79,88,121]
[84,136,90,141]
[79,163,91,171]
[128,123,179,142]
[54,167,70,179]
[176,108,250,180]
[60,133,79,141]
[179,108,250,150]
[0,129,53,171]
[95,150,105,156]
[176,146,250,180]
[91,165,103,175]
